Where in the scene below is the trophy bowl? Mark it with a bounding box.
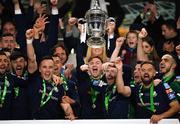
[86,36,106,48]
[85,0,107,37]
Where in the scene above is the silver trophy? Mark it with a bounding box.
[85,0,107,48]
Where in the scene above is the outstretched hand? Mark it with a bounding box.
[33,14,49,34]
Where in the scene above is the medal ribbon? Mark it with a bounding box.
[60,74,68,91]
[0,76,9,107]
[104,84,116,112]
[89,76,103,108]
[14,87,19,98]
[90,87,99,107]
[139,82,156,112]
[40,80,56,107]
[130,80,136,87]
[11,71,29,98]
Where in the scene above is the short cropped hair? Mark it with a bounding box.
[39,56,54,65]
[162,19,177,31]
[140,61,156,69]
[10,50,27,61]
[87,56,103,64]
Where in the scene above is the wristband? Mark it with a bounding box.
[15,9,22,14]
[26,39,33,44]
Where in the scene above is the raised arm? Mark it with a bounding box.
[46,0,59,48]
[26,29,37,74]
[114,57,131,97]
[137,28,148,61]
[32,14,49,62]
[110,37,125,62]
[13,0,27,54]
[13,0,20,11]
[26,0,35,28]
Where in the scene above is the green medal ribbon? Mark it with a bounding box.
[14,87,20,98]
[11,71,28,98]
[60,74,68,91]
[89,75,103,108]
[162,73,175,83]
[0,76,9,107]
[139,82,156,112]
[130,80,136,87]
[104,92,110,112]
[104,84,116,112]
[40,80,56,107]
[89,87,99,108]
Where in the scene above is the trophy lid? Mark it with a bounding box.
[85,0,107,20]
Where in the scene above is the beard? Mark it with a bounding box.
[160,63,172,74]
[142,78,153,86]
[163,68,171,75]
[12,67,26,77]
[141,74,153,86]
